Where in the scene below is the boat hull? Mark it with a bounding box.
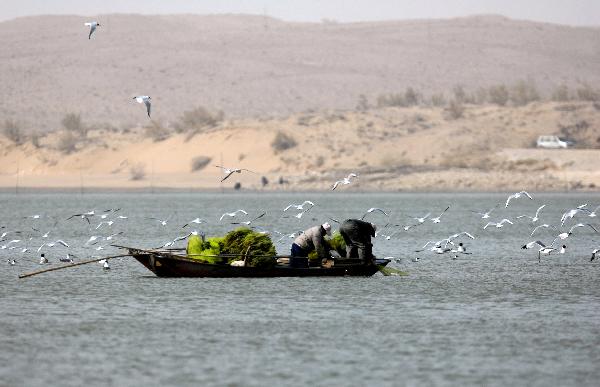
[129,249,387,278]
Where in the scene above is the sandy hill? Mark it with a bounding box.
[0,101,598,192]
[1,14,599,131]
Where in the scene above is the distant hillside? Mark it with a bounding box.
[1,14,599,131]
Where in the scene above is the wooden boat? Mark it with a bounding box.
[120,246,390,278]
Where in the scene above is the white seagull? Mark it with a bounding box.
[591,248,599,262]
[530,224,556,237]
[560,205,591,226]
[360,207,389,220]
[231,212,266,225]
[331,173,358,190]
[505,191,533,208]
[215,165,257,182]
[148,217,168,226]
[431,206,450,224]
[133,96,152,118]
[412,213,431,224]
[99,259,110,270]
[67,210,95,224]
[521,240,560,262]
[483,219,513,229]
[283,201,315,212]
[219,209,248,221]
[37,240,69,252]
[182,218,205,228]
[516,205,546,223]
[84,21,101,39]
[553,223,599,243]
[470,204,499,219]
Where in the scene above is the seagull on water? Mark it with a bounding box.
[360,207,389,220]
[283,201,315,212]
[483,219,513,229]
[99,259,110,270]
[39,253,48,264]
[505,191,533,208]
[431,206,450,224]
[215,165,257,182]
[84,21,101,39]
[517,205,546,223]
[220,209,248,221]
[7,259,16,266]
[133,96,152,118]
[331,173,358,190]
[591,248,599,262]
[59,253,74,263]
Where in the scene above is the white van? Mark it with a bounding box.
[536,135,569,149]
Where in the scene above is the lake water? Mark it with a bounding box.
[1,192,599,386]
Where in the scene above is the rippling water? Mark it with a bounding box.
[1,192,599,386]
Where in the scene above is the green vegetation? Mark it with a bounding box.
[186,227,276,268]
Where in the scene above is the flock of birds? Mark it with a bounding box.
[1,191,599,273]
[0,24,596,270]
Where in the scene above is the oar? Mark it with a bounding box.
[18,254,131,279]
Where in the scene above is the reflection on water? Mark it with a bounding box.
[1,192,599,386]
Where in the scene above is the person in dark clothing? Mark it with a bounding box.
[339,219,377,263]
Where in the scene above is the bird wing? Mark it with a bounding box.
[144,99,151,117]
[331,181,340,190]
[221,171,235,182]
[483,222,494,229]
[520,191,533,199]
[535,205,546,218]
[250,212,266,222]
[304,201,315,206]
[347,173,358,179]
[283,204,294,212]
[438,206,450,216]
[237,209,248,215]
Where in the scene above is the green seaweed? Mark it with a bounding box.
[187,227,276,267]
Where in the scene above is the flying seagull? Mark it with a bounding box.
[470,204,499,219]
[517,205,546,223]
[182,218,205,228]
[215,165,257,182]
[521,240,564,262]
[219,209,248,221]
[231,212,266,225]
[431,206,450,224]
[331,173,358,190]
[283,201,315,212]
[361,208,389,220]
[133,96,152,118]
[84,21,101,39]
[483,219,513,229]
[505,191,533,208]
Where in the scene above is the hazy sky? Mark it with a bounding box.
[2,0,599,26]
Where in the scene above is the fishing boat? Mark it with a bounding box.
[120,246,390,278]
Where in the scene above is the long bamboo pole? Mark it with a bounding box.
[18,254,131,279]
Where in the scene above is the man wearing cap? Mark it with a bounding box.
[339,219,376,264]
[291,223,332,260]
